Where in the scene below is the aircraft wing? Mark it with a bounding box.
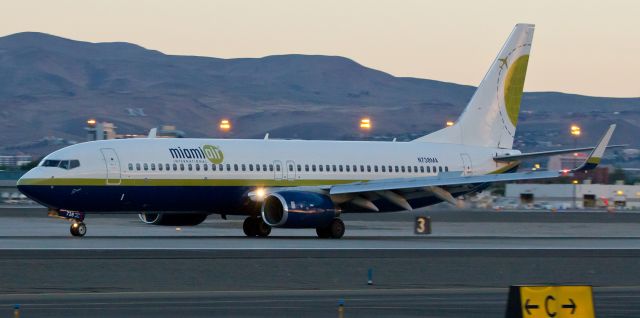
[329,170,560,196]
[329,124,616,207]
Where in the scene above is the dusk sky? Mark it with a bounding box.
[2,0,638,97]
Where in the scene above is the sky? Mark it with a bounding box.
[2,0,639,97]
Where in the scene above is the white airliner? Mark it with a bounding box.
[17,24,617,238]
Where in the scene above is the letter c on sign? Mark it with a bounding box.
[545,295,557,317]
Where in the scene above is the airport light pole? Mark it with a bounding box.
[570,125,581,209]
[219,119,231,137]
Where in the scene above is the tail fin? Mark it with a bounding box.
[414,24,535,149]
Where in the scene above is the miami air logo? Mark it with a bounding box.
[169,145,224,164]
[202,145,224,164]
[495,48,530,138]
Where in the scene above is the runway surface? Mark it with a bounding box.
[1,207,640,317]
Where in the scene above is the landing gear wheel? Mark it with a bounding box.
[255,218,272,237]
[70,222,87,237]
[316,227,331,238]
[328,218,345,239]
[243,217,257,237]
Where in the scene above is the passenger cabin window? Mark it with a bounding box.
[151,163,156,171]
[173,164,178,171]
[234,164,239,171]
[319,165,324,172]
[196,164,201,171]
[339,165,343,172]
[360,165,364,172]
[255,164,260,172]
[439,166,443,172]
[226,164,231,171]
[305,164,309,172]
[263,164,267,171]
[241,164,246,172]
[427,166,431,173]
[420,166,424,173]
[212,164,217,171]
[249,164,253,172]
[345,165,349,172]
[128,163,133,171]
[381,166,386,173]
[143,163,149,171]
[166,164,170,171]
[312,165,317,172]
[158,163,163,171]
[276,164,281,172]
[445,166,449,172]
[203,164,208,171]
[333,165,337,172]
[374,166,378,173]
[326,165,330,172]
[367,165,371,172]
[269,164,274,171]
[188,164,193,171]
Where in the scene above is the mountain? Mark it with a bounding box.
[0,32,638,157]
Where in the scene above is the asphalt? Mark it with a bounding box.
[1,206,640,317]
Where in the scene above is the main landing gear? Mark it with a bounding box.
[316,218,345,239]
[243,216,272,237]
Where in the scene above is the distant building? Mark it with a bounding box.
[0,155,33,168]
[86,121,185,141]
[86,121,117,141]
[547,153,609,183]
[506,182,640,209]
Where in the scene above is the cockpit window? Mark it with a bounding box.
[42,160,61,167]
[59,160,70,170]
[42,159,80,170]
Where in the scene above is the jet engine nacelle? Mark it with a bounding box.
[138,213,208,226]
[261,191,337,228]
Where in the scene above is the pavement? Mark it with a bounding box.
[1,207,640,317]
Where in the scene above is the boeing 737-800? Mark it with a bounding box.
[17,24,617,238]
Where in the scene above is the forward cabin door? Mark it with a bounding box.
[273,160,283,181]
[101,148,122,185]
[285,160,296,181]
[460,153,473,176]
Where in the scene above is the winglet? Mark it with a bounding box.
[148,128,157,138]
[574,124,616,171]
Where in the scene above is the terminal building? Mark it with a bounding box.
[86,120,185,141]
[505,181,640,209]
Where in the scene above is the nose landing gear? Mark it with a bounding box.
[48,209,87,237]
[70,221,87,237]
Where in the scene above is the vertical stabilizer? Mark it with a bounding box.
[414,24,535,149]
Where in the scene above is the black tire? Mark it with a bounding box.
[256,218,272,237]
[329,218,345,239]
[70,222,86,237]
[316,227,331,238]
[243,217,257,237]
